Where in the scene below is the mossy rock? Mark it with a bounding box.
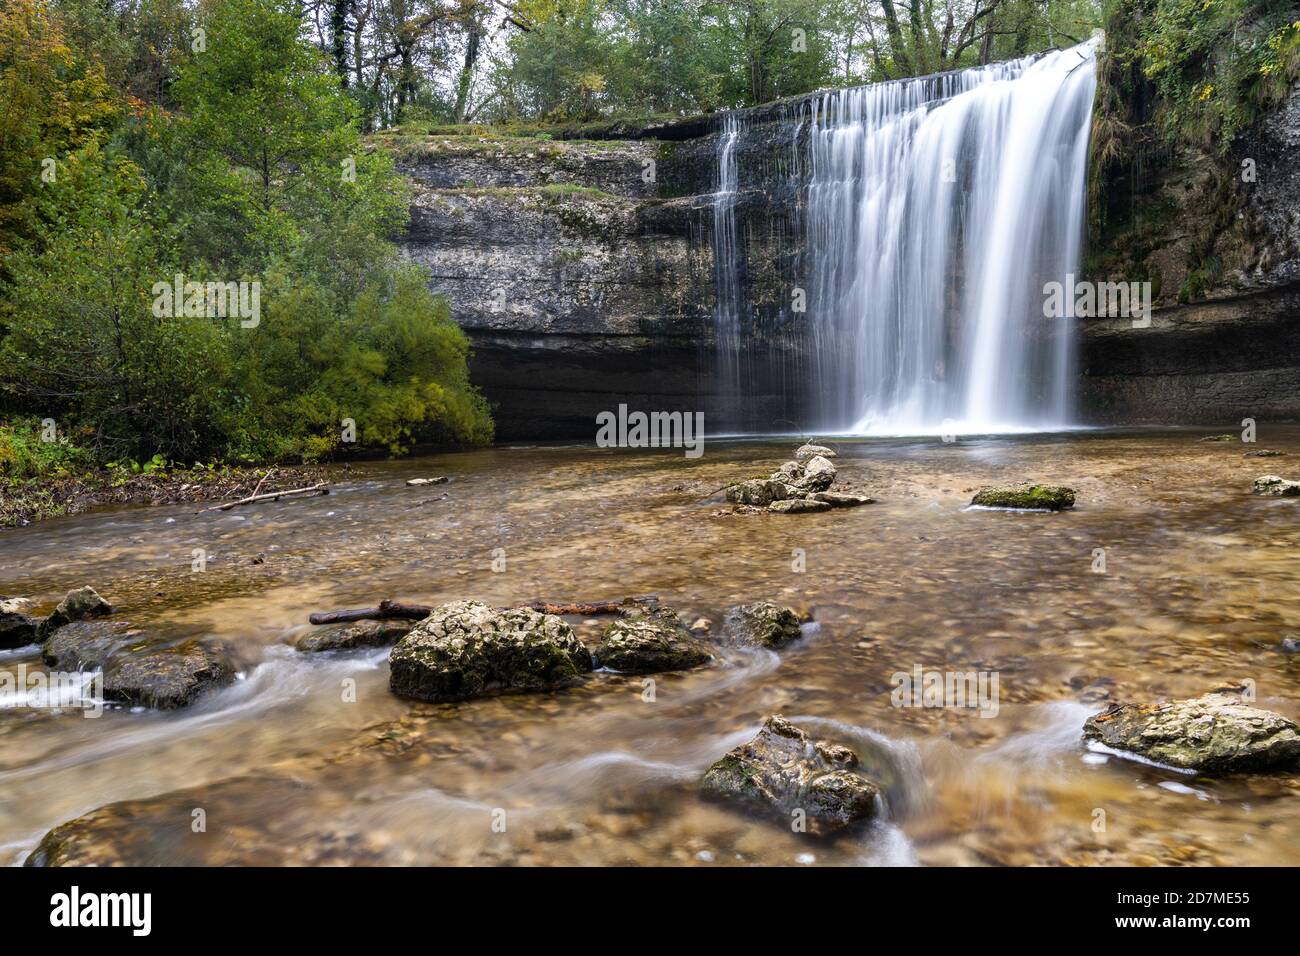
[1084,693,1300,773]
[970,484,1075,511]
[593,609,712,674]
[389,601,592,703]
[36,586,113,641]
[722,602,804,649]
[701,715,880,836]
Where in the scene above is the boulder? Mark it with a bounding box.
[42,620,234,709]
[293,620,413,653]
[970,484,1075,511]
[808,490,875,508]
[775,456,836,495]
[1083,693,1300,773]
[700,715,881,836]
[769,498,831,514]
[722,602,803,649]
[1252,474,1300,497]
[406,477,448,486]
[0,610,38,650]
[389,600,592,703]
[593,608,712,674]
[795,443,836,459]
[725,478,788,506]
[36,587,113,641]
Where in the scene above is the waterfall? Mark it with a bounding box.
[711,112,744,406]
[712,42,1098,435]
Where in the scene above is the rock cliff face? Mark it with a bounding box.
[386,116,810,438]
[388,78,1300,439]
[1081,81,1300,425]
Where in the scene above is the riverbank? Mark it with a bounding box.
[0,464,333,528]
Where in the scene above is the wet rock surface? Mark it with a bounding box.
[42,620,235,709]
[795,443,836,458]
[593,608,712,674]
[725,478,788,506]
[1084,693,1300,772]
[808,490,875,507]
[722,602,804,648]
[293,620,414,653]
[389,601,593,702]
[0,609,38,649]
[36,587,113,641]
[1253,474,1300,496]
[700,715,881,836]
[970,484,1076,510]
[769,498,831,514]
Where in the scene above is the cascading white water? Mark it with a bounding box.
[794,42,1097,434]
[711,113,744,404]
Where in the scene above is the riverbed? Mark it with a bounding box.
[2,428,1298,866]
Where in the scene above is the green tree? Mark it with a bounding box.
[0,144,228,459]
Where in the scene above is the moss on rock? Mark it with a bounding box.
[722,602,804,649]
[593,608,712,674]
[970,484,1076,511]
[389,601,592,703]
[1084,692,1300,772]
[701,715,880,836]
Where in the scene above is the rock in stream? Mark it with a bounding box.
[1083,692,1300,773]
[970,484,1075,511]
[722,602,804,648]
[35,587,113,642]
[42,620,235,709]
[388,601,592,703]
[592,606,712,674]
[701,715,881,836]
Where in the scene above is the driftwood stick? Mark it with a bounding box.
[249,468,275,499]
[198,482,330,513]
[308,599,433,625]
[523,596,658,615]
[307,596,657,626]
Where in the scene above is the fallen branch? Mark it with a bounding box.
[306,595,658,625]
[523,596,658,615]
[249,468,275,499]
[308,599,433,625]
[198,482,330,513]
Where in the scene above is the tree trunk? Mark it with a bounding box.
[453,25,482,123]
[331,0,349,87]
[879,0,911,74]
